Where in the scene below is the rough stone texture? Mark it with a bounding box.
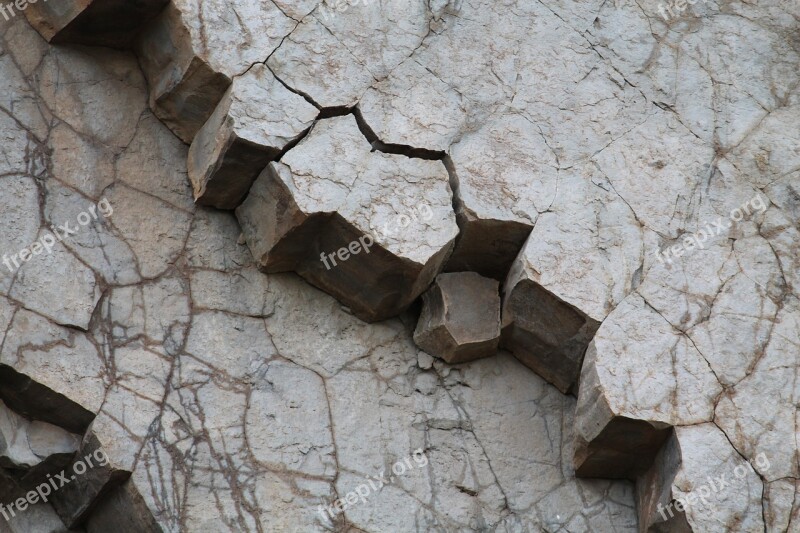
[134,0,317,142]
[3,0,799,531]
[187,64,318,209]
[236,114,459,322]
[413,272,500,364]
[23,0,168,48]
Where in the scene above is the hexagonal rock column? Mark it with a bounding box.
[187,64,318,210]
[135,0,308,143]
[501,254,602,395]
[23,0,168,48]
[413,272,501,364]
[444,114,559,280]
[236,114,459,323]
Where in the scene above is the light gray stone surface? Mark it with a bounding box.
[2,0,798,531]
[236,114,459,322]
[187,64,318,209]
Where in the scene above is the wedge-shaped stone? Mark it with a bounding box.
[187,64,318,209]
[23,0,168,48]
[413,272,500,364]
[135,0,306,143]
[236,115,459,322]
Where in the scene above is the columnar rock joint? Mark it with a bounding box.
[187,64,318,210]
[413,272,501,364]
[501,254,601,395]
[236,114,460,323]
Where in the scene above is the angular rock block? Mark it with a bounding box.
[135,0,300,143]
[24,0,168,48]
[236,114,459,323]
[573,342,672,479]
[501,254,601,395]
[85,478,163,533]
[444,114,559,280]
[187,64,318,210]
[413,272,500,364]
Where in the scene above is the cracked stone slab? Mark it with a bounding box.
[445,113,559,279]
[134,0,314,142]
[267,0,432,111]
[413,272,500,364]
[23,0,169,48]
[187,64,318,209]
[638,425,766,533]
[358,57,467,152]
[236,114,458,322]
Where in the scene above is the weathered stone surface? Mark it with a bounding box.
[23,0,168,48]
[236,114,458,322]
[2,0,798,530]
[187,64,317,209]
[135,0,313,142]
[413,272,500,364]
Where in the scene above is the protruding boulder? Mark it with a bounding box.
[501,254,602,395]
[236,114,459,322]
[444,114,558,280]
[187,64,318,209]
[413,272,500,364]
[135,0,307,142]
[23,0,168,48]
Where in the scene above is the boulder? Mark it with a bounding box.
[413,272,500,364]
[187,64,317,209]
[236,114,459,322]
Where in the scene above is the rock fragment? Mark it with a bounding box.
[135,0,304,142]
[413,272,500,364]
[501,254,601,395]
[50,433,125,529]
[236,114,459,322]
[23,0,168,48]
[187,65,318,209]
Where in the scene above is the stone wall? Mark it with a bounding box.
[0,0,797,531]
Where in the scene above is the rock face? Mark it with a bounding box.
[2,0,799,532]
[413,272,501,364]
[236,114,459,322]
[187,64,318,209]
[134,0,316,143]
